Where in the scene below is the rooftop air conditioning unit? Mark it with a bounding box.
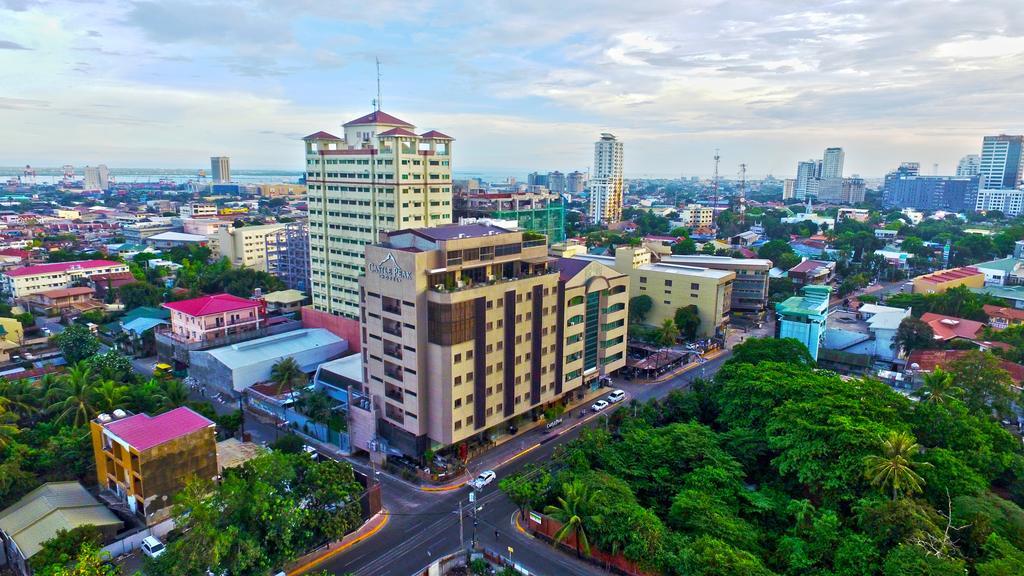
[97,413,112,423]
[112,409,128,419]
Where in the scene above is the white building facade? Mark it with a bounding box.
[589,133,624,224]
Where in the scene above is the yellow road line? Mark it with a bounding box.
[287,510,390,575]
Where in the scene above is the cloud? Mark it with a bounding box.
[0,39,30,50]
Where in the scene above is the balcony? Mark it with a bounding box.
[383,322,402,337]
[383,341,403,360]
[383,362,404,382]
[428,268,557,294]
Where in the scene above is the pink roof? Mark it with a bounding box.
[921,312,984,341]
[378,127,419,138]
[343,111,413,128]
[789,259,834,273]
[0,249,30,259]
[4,259,124,278]
[419,130,453,140]
[103,407,213,451]
[302,130,341,141]
[163,293,260,317]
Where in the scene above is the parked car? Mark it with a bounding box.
[470,470,497,490]
[141,536,166,559]
[591,399,609,412]
[607,390,626,404]
[303,444,320,461]
[545,418,563,431]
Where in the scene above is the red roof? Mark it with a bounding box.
[90,271,136,283]
[4,259,124,278]
[984,304,1024,322]
[921,312,984,341]
[163,293,260,317]
[0,249,30,259]
[908,349,1024,383]
[789,259,834,274]
[103,407,214,451]
[918,267,982,284]
[419,130,453,140]
[377,127,419,138]
[343,111,413,128]
[38,286,94,299]
[302,130,341,141]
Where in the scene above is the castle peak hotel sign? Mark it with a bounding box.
[369,252,412,282]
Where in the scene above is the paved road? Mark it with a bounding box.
[317,351,733,576]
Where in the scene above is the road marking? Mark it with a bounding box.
[287,509,390,575]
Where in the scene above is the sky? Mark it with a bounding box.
[1,0,1023,178]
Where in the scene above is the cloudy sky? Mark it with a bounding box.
[1,0,1022,178]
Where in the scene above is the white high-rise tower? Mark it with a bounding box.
[589,133,624,224]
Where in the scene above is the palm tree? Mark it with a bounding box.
[298,388,332,441]
[93,380,130,413]
[0,404,19,449]
[46,365,99,427]
[160,379,190,412]
[0,378,40,420]
[655,318,680,347]
[863,430,932,500]
[271,357,306,396]
[543,480,600,558]
[915,367,960,405]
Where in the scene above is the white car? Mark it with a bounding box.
[141,536,166,559]
[607,390,626,404]
[470,470,496,490]
[591,399,609,412]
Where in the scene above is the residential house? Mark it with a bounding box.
[0,482,122,576]
[974,257,1024,286]
[788,259,836,286]
[23,287,98,316]
[906,349,1024,386]
[920,313,985,343]
[90,407,217,525]
[984,304,1024,330]
[262,289,307,315]
[89,271,137,303]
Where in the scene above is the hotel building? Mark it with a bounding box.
[304,111,454,344]
[358,224,627,458]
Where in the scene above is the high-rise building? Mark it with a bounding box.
[210,156,231,183]
[357,224,627,457]
[980,135,1023,190]
[957,154,980,177]
[83,165,109,191]
[821,147,845,179]
[817,177,866,205]
[527,172,549,187]
[782,179,796,200]
[566,171,587,195]
[304,111,454,333]
[794,160,819,199]
[883,164,979,211]
[547,171,566,194]
[589,133,624,224]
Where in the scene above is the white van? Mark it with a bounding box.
[607,389,626,404]
[141,536,166,559]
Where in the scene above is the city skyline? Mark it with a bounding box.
[1,0,1023,177]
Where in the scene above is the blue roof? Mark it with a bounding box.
[122,316,167,335]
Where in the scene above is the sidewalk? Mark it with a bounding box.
[286,509,389,575]
[629,348,727,385]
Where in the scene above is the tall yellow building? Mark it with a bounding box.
[209,223,285,273]
[358,224,627,458]
[304,111,454,328]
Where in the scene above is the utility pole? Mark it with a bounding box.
[712,149,721,230]
[470,490,478,551]
[459,498,466,560]
[376,57,383,112]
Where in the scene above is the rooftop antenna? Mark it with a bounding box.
[712,148,720,227]
[738,162,747,224]
[375,57,382,112]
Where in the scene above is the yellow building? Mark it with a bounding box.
[358,224,627,458]
[90,407,217,525]
[912,266,985,295]
[211,223,285,272]
[255,183,306,198]
[575,246,735,338]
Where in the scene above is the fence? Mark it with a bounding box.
[100,517,175,557]
[525,511,649,576]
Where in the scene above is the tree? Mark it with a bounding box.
[654,318,679,347]
[297,388,332,441]
[0,404,19,449]
[39,542,117,576]
[159,379,190,412]
[53,325,100,365]
[914,368,960,405]
[85,351,133,381]
[544,480,600,558]
[46,365,100,427]
[672,238,698,255]
[629,295,653,323]
[118,281,162,309]
[946,350,1015,417]
[758,239,799,269]
[863,430,931,501]
[700,242,717,255]
[92,380,129,413]
[30,525,104,573]
[271,357,306,396]
[500,464,552,515]
[892,317,934,356]
[728,337,814,367]
[673,305,701,341]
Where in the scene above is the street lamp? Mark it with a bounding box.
[508,546,514,567]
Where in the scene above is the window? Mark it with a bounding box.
[454,353,462,363]
[665,280,672,287]
[568,295,585,306]
[691,282,700,290]
[639,277,647,284]
[454,398,462,408]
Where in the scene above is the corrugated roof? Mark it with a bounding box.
[974,257,1023,273]
[38,286,94,299]
[5,260,124,278]
[206,328,345,372]
[921,312,984,341]
[263,289,307,304]
[984,304,1024,321]
[103,407,214,451]
[0,482,122,559]
[122,316,168,335]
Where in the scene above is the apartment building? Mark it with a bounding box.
[657,255,771,314]
[358,224,626,458]
[90,407,217,524]
[161,293,265,344]
[211,223,285,272]
[576,246,735,338]
[672,204,715,229]
[589,133,624,224]
[2,260,130,298]
[304,111,454,344]
[178,202,218,219]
